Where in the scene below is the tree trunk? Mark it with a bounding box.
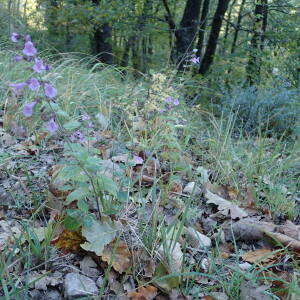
[260,0,268,50]
[91,0,113,64]
[221,0,237,55]
[231,0,246,54]
[246,0,268,85]
[199,0,231,75]
[196,0,210,58]
[175,0,202,69]
[162,0,177,62]
[163,0,202,68]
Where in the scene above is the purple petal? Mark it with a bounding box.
[165,96,172,104]
[45,65,52,71]
[22,41,37,57]
[23,101,37,117]
[47,118,58,133]
[14,55,23,62]
[133,155,144,165]
[44,83,57,98]
[70,134,76,142]
[11,32,19,43]
[87,121,94,128]
[27,78,40,91]
[33,59,46,73]
[9,82,27,96]
[24,34,32,42]
[82,114,90,121]
[173,99,179,106]
[190,56,200,64]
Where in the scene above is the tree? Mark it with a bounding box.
[231,0,246,54]
[163,0,202,69]
[91,0,113,64]
[246,0,268,85]
[199,0,231,75]
[196,0,210,58]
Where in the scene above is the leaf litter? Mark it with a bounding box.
[1,113,300,299]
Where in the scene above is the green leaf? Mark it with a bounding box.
[58,165,82,181]
[65,187,90,205]
[81,217,118,256]
[84,156,103,172]
[63,120,81,131]
[64,215,81,231]
[97,176,118,197]
[153,262,180,291]
[77,198,89,213]
[82,215,94,228]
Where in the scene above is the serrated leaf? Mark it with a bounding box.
[97,176,118,197]
[65,187,90,205]
[81,217,118,256]
[84,156,103,172]
[77,198,89,213]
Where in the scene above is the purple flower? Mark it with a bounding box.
[87,121,94,128]
[71,130,85,143]
[190,56,200,64]
[24,34,31,42]
[165,96,172,104]
[14,55,23,62]
[47,118,58,133]
[159,108,167,113]
[22,41,37,57]
[133,155,144,165]
[70,134,76,142]
[82,114,90,121]
[173,99,179,106]
[27,78,40,91]
[11,32,19,43]
[44,83,57,98]
[23,101,37,117]
[33,59,46,73]
[45,64,52,71]
[9,82,27,96]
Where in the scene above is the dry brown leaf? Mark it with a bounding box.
[170,180,183,194]
[242,249,274,263]
[128,285,157,300]
[143,259,156,278]
[223,219,300,250]
[158,241,183,273]
[267,231,300,251]
[51,229,85,253]
[205,189,248,219]
[101,242,132,273]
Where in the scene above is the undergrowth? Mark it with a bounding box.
[0,46,299,299]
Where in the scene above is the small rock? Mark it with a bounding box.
[183,182,201,195]
[96,276,104,287]
[196,166,209,184]
[80,256,100,277]
[64,272,98,299]
[185,227,212,249]
[29,289,43,300]
[239,262,252,271]
[45,289,62,300]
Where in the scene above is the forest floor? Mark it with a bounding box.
[0,55,300,300]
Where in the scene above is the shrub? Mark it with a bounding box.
[218,86,300,136]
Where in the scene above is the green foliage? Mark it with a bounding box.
[218,86,300,136]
